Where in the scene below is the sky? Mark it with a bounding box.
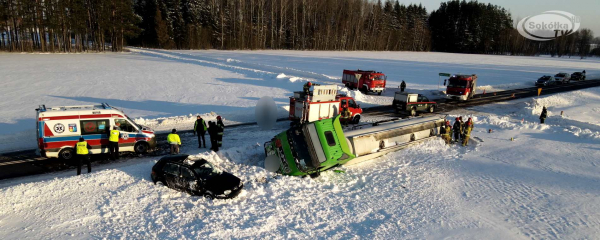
[402,0,600,37]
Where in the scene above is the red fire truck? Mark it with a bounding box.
[289,85,363,124]
[342,69,387,95]
[446,74,478,101]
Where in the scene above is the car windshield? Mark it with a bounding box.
[573,72,581,76]
[192,162,222,179]
[447,79,467,88]
[539,76,550,80]
[555,73,565,77]
[125,115,142,130]
[373,75,385,80]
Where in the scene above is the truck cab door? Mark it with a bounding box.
[348,99,360,115]
[417,96,427,111]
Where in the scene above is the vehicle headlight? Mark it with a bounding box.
[223,190,232,195]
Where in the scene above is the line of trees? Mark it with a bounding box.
[0,0,139,52]
[1,0,598,57]
[130,0,431,51]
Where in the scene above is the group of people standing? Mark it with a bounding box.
[73,125,123,176]
[440,116,473,146]
[167,115,225,155]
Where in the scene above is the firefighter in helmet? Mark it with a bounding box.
[75,137,92,175]
[441,120,452,144]
[303,82,312,96]
[341,107,352,126]
[463,119,473,147]
[453,117,462,143]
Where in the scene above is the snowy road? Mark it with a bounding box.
[1,86,599,239]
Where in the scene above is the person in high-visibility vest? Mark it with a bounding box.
[194,116,208,148]
[463,121,473,147]
[109,126,120,160]
[167,129,181,155]
[441,120,452,144]
[74,137,92,175]
[216,116,225,148]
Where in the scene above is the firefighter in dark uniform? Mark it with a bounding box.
[216,116,225,148]
[208,121,219,152]
[459,116,465,140]
[463,120,473,146]
[75,137,92,175]
[341,107,351,126]
[441,120,452,144]
[540,106,548,124]
[303,82,312,96]
[400,80,406,92]
[194,116,207,148]
[453,117,462,143]
[108,126,120,160]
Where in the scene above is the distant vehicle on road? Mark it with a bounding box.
[342,69,387,95]
[393,92,437,116]
[535,75,558,87]
[571,72,586,81]
[445,74,478,101]
[151,154,244,199]
[554,72,571,84]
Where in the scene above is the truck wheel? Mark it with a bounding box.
[353,115,361,124]
[410,108,416,116]
[59,148,75,161]
[377,91,382,95]
[429,105,435,113]
[309,172,321,178]
[135,142,149,154]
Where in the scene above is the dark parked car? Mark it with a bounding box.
[151,154,243,199]
[393,92,437,116]
[535,75,557,86]
[571,72,586,81]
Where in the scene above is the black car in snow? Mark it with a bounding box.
[571,72,586,81]
[151,154,243,199]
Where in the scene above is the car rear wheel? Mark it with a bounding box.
[59,148,75,161]
[429,105,435,113]
[410,108,417,116]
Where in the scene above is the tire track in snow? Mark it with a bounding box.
[128,48,340,86]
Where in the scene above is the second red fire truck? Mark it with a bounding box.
[445,74,478,101]
[342,69,387,95]
[289,85,363,124]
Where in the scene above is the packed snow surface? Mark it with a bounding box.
[1,50,599,152]
[1,85,599,239]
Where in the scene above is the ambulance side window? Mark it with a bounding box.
[114,119,136,132]
[81,120,109,135]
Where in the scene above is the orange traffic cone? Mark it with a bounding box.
[483,89,486,95]
[511,93,515,98]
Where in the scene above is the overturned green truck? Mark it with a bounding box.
[264,115,445,177]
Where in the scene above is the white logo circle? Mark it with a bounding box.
[517,11,580,41]
[54,123,65,133]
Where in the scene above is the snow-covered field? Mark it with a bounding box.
[1,50,599,152]
[1,85,599,239]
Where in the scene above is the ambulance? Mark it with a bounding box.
[35,103,157,160]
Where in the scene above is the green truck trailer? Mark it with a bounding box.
[264,115,445,177]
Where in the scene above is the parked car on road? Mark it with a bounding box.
[393,92,437,116]
[571,72,586,81]
[554,73,571,84]
[535,75,558,87]
[151,154,243,199]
